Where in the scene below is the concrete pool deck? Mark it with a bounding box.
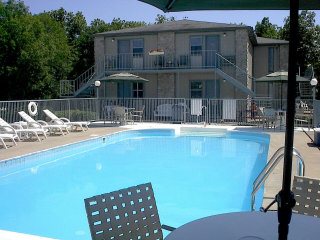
[1,123,319,210]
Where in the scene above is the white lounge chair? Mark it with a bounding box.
[0,117,46,142]
[43,109,90,131]
[18,111,69,136]
[0,134,17,149]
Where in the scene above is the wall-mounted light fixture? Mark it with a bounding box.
[310,77,318,100]
[94,80,101,98]
[111,38,115,42]
[223,32,226,37]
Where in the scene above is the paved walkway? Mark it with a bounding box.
[1,123,319,210]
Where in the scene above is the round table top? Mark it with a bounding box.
[165,211,320,240]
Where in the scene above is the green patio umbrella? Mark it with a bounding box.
[139,0,319,11]
[98,72,149,99]
[255,71,310,83]
[138,1,320,240]
[255,71,310,109]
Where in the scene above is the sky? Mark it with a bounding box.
[23,0,320,28]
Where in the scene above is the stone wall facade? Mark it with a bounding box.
[156,32,176,97]
[279,45,289,71]
[94,36,105,66]
[157,32,175,56]
[235,29,249,86]
[157,73,175,98]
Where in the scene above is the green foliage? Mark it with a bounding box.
[256,12,320,99]
[255,17,280,39]
[0,0,73,100]
[47,8,87,44]
[155,14,175,24]
[55,109,95,121]
[279,11,320,77]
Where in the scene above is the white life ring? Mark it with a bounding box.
[28,102,38,116]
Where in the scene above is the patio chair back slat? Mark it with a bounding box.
[293,176,320,218]
[84,183,163,240]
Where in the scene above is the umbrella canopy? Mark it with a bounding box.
[255,71,309,110]
[99,73,149,83]
[139,1,320,240]
[98,73,149,99]
[255,71,309,82]
[139,0,320,11]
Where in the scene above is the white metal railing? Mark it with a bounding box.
[60,50,258,97]
[251,146,305,211]
[0,98,315,128]
[104,50,227,71]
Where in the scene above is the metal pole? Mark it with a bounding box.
[277,1,299,239]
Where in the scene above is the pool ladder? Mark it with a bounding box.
[251,146,305,211]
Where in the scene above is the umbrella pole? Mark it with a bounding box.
[276,1,298,239]
[280,83,283,110]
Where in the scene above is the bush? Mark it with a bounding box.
[55,110,95,121]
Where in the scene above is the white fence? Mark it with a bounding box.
[0,98,315,127]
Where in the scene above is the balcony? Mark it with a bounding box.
[103,51,236,73]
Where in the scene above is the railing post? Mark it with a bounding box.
[68,99,71,120]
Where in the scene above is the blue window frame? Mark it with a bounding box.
[132,39,144,57]
[190,36,202,55]
[190,81,203,98]
[268,47,274,73]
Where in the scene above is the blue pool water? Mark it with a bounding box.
[0,129,269,240]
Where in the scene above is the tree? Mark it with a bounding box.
[155,14,175,24]
[255,17,279,39]
[279,11,320,99]
[47,8,87,44]
[279,11,320,77]
[0,0,73,100]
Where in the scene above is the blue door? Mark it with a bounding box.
[205,36,220,67]
[117,82,131,98]
[118,40,131,69]
[205,80,220,98]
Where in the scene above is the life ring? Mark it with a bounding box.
[28,102,37,116]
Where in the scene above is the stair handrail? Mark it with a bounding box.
[216,53,255,80]
[72,58,106,96]
[251,146,305,211]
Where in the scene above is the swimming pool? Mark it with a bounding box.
[0,128,269,240]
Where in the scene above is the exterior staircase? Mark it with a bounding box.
[60,59,106,98]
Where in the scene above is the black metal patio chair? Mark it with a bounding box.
[84,182,175,240]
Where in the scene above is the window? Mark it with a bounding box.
[268,47,274,73]
[190,36,202,55]
[132,82,144,98]
[132,39,144,57]
[190,81,203,98]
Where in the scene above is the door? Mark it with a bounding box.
[205,36,220,67]
[117,82,131,98]
[118,40,131,69]
[205,80,220,98]
[206,80,221,121]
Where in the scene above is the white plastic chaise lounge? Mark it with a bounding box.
[18,111,69,136]
[0,134,17,149]
[43,109,90,131]
[0,117,46,142]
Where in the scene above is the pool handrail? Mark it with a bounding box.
[251,146,305,211]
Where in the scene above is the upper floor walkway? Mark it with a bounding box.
[60,50,253,98]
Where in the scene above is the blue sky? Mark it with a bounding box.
[23,0,320,27]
